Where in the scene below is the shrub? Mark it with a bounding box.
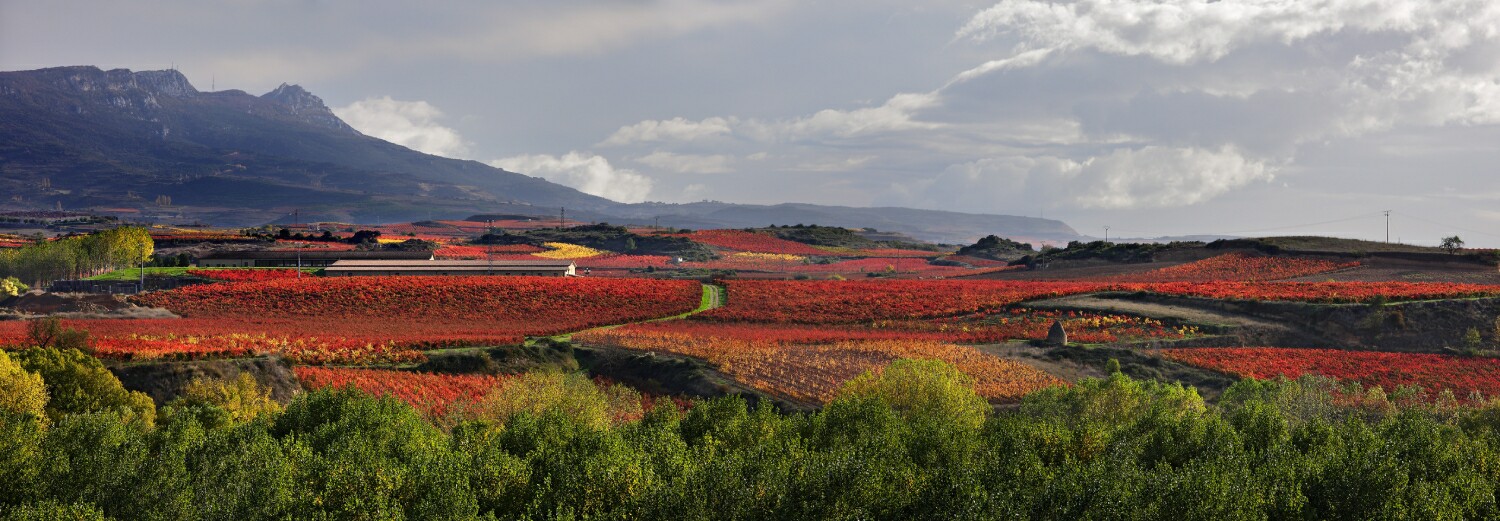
[1465,327,1484,351]
[14,348,154,426]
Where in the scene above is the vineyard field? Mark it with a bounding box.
[1158,347,1500,399]
[577,329,1064,403]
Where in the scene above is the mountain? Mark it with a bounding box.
[0,66,1079,243]
[0,66,617,224]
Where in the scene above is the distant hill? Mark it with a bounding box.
[606,202,1077,244]
[0,66,1081,244]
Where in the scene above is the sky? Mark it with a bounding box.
[3,0,1499,246]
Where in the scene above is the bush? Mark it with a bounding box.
[1465,327,1484,351]
[14,348,154,426]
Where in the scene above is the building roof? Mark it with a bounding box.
[199,250,435,260]
[328,259,574,268]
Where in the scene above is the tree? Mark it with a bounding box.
[0,350,47,420]
[473,371,641,430]
[14,347,155,426]
[0,277,27,297]
[0,501,108,521]
[24,318,90,353]
[347,230,382,244]
[1440,235,1465,254]
[169,373,282,425]
[836,359,990,431]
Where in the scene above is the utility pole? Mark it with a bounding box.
[559,207,565,229]
[1383,210,1391,243]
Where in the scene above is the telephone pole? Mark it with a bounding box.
[1383,210,1391,243]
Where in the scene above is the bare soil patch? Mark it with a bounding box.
[1286,256,1500,284]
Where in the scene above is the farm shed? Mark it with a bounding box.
[324,259,577,277]
[197,250,434,268]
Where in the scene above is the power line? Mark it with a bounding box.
[1390,211,1500,241]
[1218,211,1387,235]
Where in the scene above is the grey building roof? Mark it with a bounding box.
[199,250,435,261]
[325,259,574,271]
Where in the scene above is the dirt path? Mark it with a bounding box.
[546,283,722,342]
[1026,294,1289,331]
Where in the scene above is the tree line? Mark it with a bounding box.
[5,350,1500,519]
[0,227,153,286]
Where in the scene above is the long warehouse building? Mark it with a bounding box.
[324,259,577,277]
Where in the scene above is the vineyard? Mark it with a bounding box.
[576,329,1063,403]
[1130,280,1500,303]
[670,229,831,255]
[1,277,704,363]
[1158,347,1500,400]
[698,280,1112,323]
[294,366,508,417]
[1114,253,1359,282]
[612,308,1193,345]
[186,268,302,282]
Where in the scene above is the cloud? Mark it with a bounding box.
[956,0,1486,65]
[489,152,654,203]
[1071,146,1273,208]
[634,151,734,174]
[955,0,1500,129]
[333,97,471,158]
[601,117,735,146]
[750,92,943,141]
[589,0,1499,216]
[889,147,1271,211]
